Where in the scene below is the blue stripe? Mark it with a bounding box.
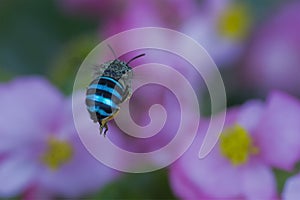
[88,84,122,100]
[86,94,119,109]
[100,76,124,91]
[87,106,111,116]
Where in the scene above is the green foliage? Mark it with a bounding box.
[273,163,300,194]
[0,67,13,82]
[274,169,292,194]
[49,35,98,94]
[0,0,97,76]
[93,169,176,199]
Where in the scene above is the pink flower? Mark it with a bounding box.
[181,0,253,65]
[170,91,300,199]
[242,2,300,96]
[60,0,198,34]
[0,77,118,198]
[282,174,300,200]
[101,0,198,37]
[102,67,196,154]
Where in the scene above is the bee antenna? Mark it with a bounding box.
[126,53,146,65]
[107,44,117,59]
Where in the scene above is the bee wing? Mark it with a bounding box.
[120,85,132,103]
[119,71,133,103]
[92,60,113,79]
[127,66,150,88]
[87,108,98,123]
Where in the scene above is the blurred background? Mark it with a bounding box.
[1,0,300,199]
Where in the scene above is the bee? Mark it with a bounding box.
[85,45,145,136]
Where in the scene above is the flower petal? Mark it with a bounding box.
[236,100,264,133]
[37,111,119,198]
[0,77,62,150]
[169,163,205,199]
[170,103,277,199]
[0,155,36,197]
[170,123,243,199]
[282,174,300,200]
[240,160,277,199]
[255,91,300,170]
[0,76,64,152]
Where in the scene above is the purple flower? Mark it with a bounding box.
[101,0,198,37]
[283,174,300,200]
[181,0,253,65]
[60,0,198,34]
[170,91,300,199]
[242,2,300,96]
[0,77,118,198]
[104,56,201,157]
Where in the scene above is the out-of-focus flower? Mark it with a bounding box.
[60,0,253,66]
[106,60,200,153]
[170,91,300,199]
[60,0,198,34]
[102,0,199,37]
[242,2,300,96]
[0,77,118,198]
[182,0,252,65]
[282,174,300,200]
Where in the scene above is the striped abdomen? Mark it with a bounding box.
[85,76,125,123]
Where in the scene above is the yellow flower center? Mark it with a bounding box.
[217,3,251,40]
[41,137,73,170]
[219,125,258,166]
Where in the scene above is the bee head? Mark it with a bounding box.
[103,60,132,80]
[102,52,144,80]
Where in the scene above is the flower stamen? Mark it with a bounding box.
[217,3,251,40]
[220,124,258,166]
[41,137,73,170]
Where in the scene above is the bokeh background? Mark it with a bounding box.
[1,0,300,199]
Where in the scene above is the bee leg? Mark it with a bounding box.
[99,124,104,135]
[99,121,107,136]
[98,119,106,135]
[103,123,108,137]
[99,108,120,137]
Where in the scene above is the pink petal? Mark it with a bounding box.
[0,76,64,152]
[243,2,300,95]
[236,100,264,133]
[240,160,277,199]
[282,174,300,200]
[0,155,36,197]
[255,91,300,170]
[169,103,277,199]
[169,163,205,199]
[38,134,118,197]
[170,125,243,198]
[187,149,242,198]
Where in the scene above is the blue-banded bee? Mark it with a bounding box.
[85,46,145,136]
